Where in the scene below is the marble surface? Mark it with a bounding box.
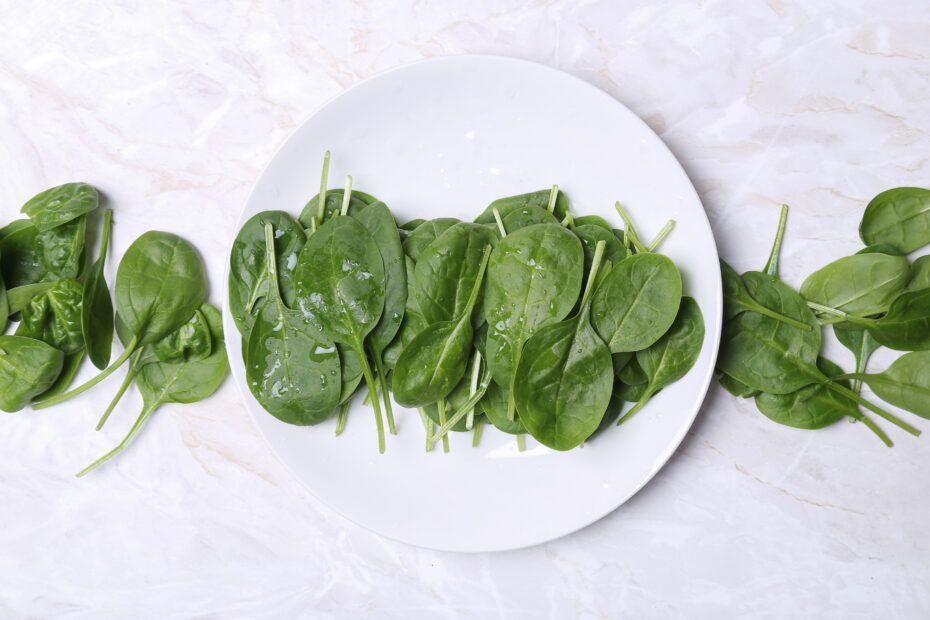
[1,0,928,617]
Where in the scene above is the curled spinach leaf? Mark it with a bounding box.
[21,183,99,232]
[402,218,460,262]
[721,260,811,330]
[82,209,114,369]
[850,289,930,351]
[833,325,880,393]
[755,358,860,430]
[591,253,682,353]
[0,335,64,412]
[15,278,84,354]
[859,187,930,254]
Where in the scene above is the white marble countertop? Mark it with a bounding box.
[2,1,929,618]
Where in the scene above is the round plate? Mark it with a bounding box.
[224,55,722,552]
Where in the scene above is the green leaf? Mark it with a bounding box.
[21,183,99,232]
[32,351,85,405]
[721,260,811,330]
[851,351,930,419]
[402,218,461,262]
[474,189,570,225]
[82,209,114,369]
[15,278,84,353]
[859,187,930,254]
[801,253,909,316]
[719,373,759,399]
[833,325,880,393]
[755,358,855,429]
[907,256,930,292]
[0,335,64,412]
[857,288,930,351]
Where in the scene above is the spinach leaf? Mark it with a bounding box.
[6,282,56,315]
[801,253,909,316]
[721,260,811,330]
[853,288,930,351]
[82,209,114,369]
[859,187,930,254]
[21,183,99,232]
[908,256,930,292]
[475,188,570,225]
[0,251,7,333]
[833,325,880,393]
[414,222,496,325]
[719,373,760,399]
[228,210,305,340]
[38,216,87,281]
[248,223,341,426]
[0,220,32,242]
[153,307,212,362]
[483,223,583,418]
[381,256,425,369]
[846,352,930,419]
[480,380,525,434]
[295,215,388,451]
[611,351,633,379]
[857,244,905,256]
[32,351,85,405]
[574,224,628,277]
[618,358,647,385]
[399,218,426,232]
[0,224,45,287]
[393,246,491,407]
[620,296,705,423]
[402,218,460,262]
[497,204,558,232]
[299,189,370,228]
[591,253,682,353]
[514,241,613,450]
[34,231,207,409]
[0,335,64,412]
[573,215,612,231]
[77,303,228,476]
[755,358,858,430]
[15,278,84,353]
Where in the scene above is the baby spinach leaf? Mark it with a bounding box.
[399,218,426,232]
[153,307,212,362]
[721,260,811,330]
[295,215,388,451]
[719,373,760,399]
[393,246,491,407]
[611,351,633,379]
[248,223,341,426]
[77,303,228,476]
[475,189,570,225]
[621,296,705,423]
[574,224,628,277]
[82,209,114,369]
[299,189,370,228]
[514,241,613,450]
[33,231,207,409]
[846,351,930,419]
[591,253,682,353]
[859,187,930,254]
[381,256,425,370]
[855,288,930,351]
[0,335,64,412]
[907,256,930,292]
[402,218,460,262]
[21,183,99,232]
[480,380,525,434]
[0,220,32,242]
[801,253,909,316]
[15,278,84,354]
[573,215,612,231]
[37,216,87,281]
[483,223,583,418]
[833,325,880,393]
[415,222,496,326]
[616,380,650,403]
[857,244,905,256]
[619,358,647,385]
[228,210,305,340]
[755,358,857,430]
[32,351,85,405]
[0,224,45,287]
[6,282,56,315]
[498,205,558,232]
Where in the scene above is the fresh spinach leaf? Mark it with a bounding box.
[32,351,85,405]
[574,224,628,277]
[755,358,858,430]
[721,260,811,330]
[719,373,760,399]
[852,288,930,351]
[480,380,525,435]
[0,220,32,242]
[402,218,461,262]
[859,187,930,254]
[82,209,114,369]
[833,325,880,393]
[6,282,56,315]
[475,188,570,225]
[846,351,930,419]
[15,278,84,354]
[801,253,909,316]
[0,335,64,412]
[908,256,930,292]
[21,183,99,232]
[857,244,905,256]
[591,253,682,353]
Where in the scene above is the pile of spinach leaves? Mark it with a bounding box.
[231,153,705,453]
[1,183,227,474]
[719,187,930,445]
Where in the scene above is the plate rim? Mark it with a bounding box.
[222,53,723,552]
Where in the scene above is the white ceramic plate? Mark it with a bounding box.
[224,55,722,552]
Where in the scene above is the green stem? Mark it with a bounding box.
[372,351,396,435]
[546,184,559,214]
[614,202,646,253]
[96,350,142,430]
[492,207,507,238]
[76,401,158,477]
[465,351,481,430]
[317,150,331,222]
[559,212,575,229]
[438,400,450,453]
[353,336,386,454]
[33,336,139,409]
[516,434,526,452]
[764,205,789,278]
[472,421,482,447]
[617,385,657,425]
[851,411,893,447]
[647,220,675,252]
[430,370,491,443]
[340,175,353,216]
[825,381,920,436]
[807,301,847,318]
[417,408,434,452]
[579,241,606,309]
[335,400,350,436]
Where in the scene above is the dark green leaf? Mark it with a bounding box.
[852,351,930,419]
[15,278,84,353]
[82,209,114,369]
[21,183,99,232]
[801,253,909,316]
[755,358,855,429]
[0,335,64,412]
[859,187,930,254]
[402,218,460,262]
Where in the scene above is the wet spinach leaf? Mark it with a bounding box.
[574,224,628,277]
[21,182,99,232]
[475,188,570,225]
[402,218,461,262]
